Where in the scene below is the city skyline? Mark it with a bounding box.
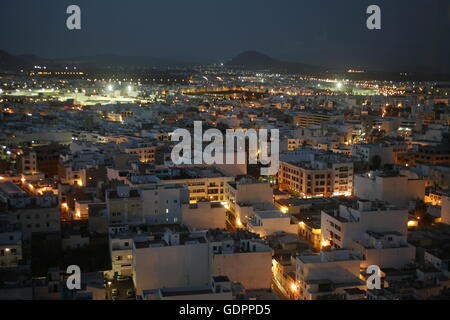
[1,0,450,306]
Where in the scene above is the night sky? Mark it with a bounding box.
[1,0,450,72]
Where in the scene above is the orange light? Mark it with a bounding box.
[321,240,330,248]
[407,220,418,227]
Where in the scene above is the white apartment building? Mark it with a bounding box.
[354,170,425,208]
[108,232,134,277]
[132,230,211,296]
[321,199,415,269]
[141,184,189,225]
[106,183,189,225]
[225,178,274,228]
[132,229,272,296]
[0,224,22,268]
[352,230,415,269]
[0,182,60,240]
[295,249,366,300]
[321,200,409,249]
[160,167,234,203]
[351,142,408,166]
[181,202,226,230]
[247,211,298,237]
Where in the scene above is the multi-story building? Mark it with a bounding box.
[34,144,67,178]
[181,202,226,230]
[140,183,189,225]
[106,185,143,225]
[278,152,354,198]
[0,181,60,240]
[225,178,274,229]
[247,211,298,237]
[414,144,450,165]
[351,141,409,166]
[121,141,160,163]
[295,249,365,300]
[0,220,22,268]
[354,170,425,208]
[106,182,189,225]
[294,110,343,128]
[132,229,272,296]
[159,166,234,203]
[321,199,408,250]
[17,151,37,173]
[109,229,134,277]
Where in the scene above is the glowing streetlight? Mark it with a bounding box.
[336,82,343,89]
[107,84,113,92]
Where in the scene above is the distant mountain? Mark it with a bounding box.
[227,51,329,74]
[2,49,449,81]
[228,51,278,67]
[226,50,450,81]
[0,50,32,70]
[0,50,193,71]
[56,54,192,69]
[0,50,62,70]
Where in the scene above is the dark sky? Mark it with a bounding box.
[1,0,450,72]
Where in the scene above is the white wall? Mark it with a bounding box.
[212,251,272,290]
[133,243,211,295]
[182,202,226,229]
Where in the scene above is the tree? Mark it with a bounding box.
[413,200,433,226]
[369,155,382,170]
